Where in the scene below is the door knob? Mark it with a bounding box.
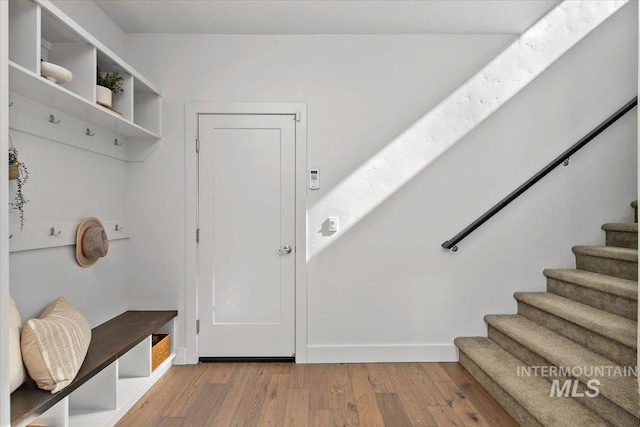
[277,245,292,255]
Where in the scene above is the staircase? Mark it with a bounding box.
[455,201,639,427]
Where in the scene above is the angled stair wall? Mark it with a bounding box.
[456,201,639,427]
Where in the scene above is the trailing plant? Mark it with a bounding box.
[8,145,29,231]
[97,68,124,94]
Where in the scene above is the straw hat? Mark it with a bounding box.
[76,217,109,267]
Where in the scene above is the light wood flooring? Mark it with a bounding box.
[116,362,518,426]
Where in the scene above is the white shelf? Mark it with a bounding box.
[10,62,159,140]
[8,0,162,162]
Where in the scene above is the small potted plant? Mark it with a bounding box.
[8,147,19,180]
[8,145,29,231]
[96,68,124,108]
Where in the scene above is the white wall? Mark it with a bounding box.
[122,1,637,363]
[8,129,129,326]
[51,0,127,59]
[6,1,131,328]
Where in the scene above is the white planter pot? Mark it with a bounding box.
[96,85,113,108]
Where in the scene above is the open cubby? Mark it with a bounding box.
[8,0,161,162]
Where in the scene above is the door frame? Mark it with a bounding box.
[184,102,307,364]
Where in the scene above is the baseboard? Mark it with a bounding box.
[306,344,458,363]
[173,347,187,365]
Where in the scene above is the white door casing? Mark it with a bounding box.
[198,114,295,357]
[184,103,307,364]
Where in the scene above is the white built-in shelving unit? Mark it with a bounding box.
[14,314,176,427]
[8,0,161,162]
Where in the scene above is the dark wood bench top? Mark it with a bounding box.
[11,310,177,426]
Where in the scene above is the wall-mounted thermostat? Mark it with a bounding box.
[309,169,320,189]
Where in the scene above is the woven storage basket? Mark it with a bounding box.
[152,334,170,371]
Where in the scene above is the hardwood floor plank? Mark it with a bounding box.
[375,392,413,427]
[205,362,237,383]
[206,363,256,426]
[162,366,211,418]
[289,362,309,389]
[403,363,449,406]
[439,363,519,427]
[366,363,395,393]
[309,409,333,427]
[156,417,185,426]
[283,388,310,427]
[348,364,386,427]
[427,405,466,427]
[384,364,437,426]
[270,362,294,374]
[231,363,272,427]
[181,383,226,426]
[256,373,290,426]
[421,362,452,382]
[435,381,492,427]
[308,364,331,410]
[117,365,205,426]
[329,364,360,427]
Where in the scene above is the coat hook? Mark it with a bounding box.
[85,128,96,137]
[115,224,124,231]
[9,102,13,107]
[114,138,122,146]
[9,234,13,239]
[49,114,61,124]
[49,227,61,236]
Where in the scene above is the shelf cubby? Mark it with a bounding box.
[9,0,40,74]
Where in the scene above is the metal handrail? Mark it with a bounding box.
[442,96,638,252]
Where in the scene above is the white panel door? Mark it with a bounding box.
[198,114,296,357]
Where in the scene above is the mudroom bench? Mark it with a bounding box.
[11,310,177,427]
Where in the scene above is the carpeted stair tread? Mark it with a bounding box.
[543,268,637,301]
[514,292,637,349]
[601,223,638,233]
[572,246,638,262]
[485,314,639,416]
[455,337,609,427]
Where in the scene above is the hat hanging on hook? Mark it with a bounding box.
[76,217,109,267]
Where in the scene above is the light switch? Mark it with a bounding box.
[328,217,338,232]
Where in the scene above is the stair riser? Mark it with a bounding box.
[517,302,636,366]
[458,351,544,427]
[605,231,638,249]
[546,278,637,320]
[575,254,638,281]
[488,327,639,427]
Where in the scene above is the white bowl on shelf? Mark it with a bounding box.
[40,61,73,84]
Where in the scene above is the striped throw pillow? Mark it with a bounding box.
[21,298,91,393]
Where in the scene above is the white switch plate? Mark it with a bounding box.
[328,217,338,232]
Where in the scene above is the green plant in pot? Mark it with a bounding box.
[96,68,124,109]
[8,145,29,231]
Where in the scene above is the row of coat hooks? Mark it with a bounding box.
[47,114,123,146]
[8,224,125,239]
[47,224,125,236]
